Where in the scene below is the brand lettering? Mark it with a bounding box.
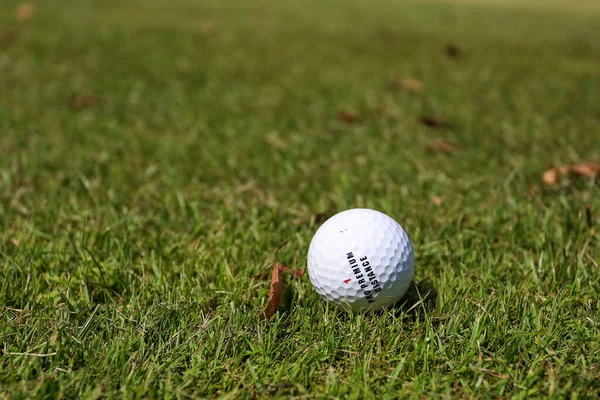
[345,253,382,304]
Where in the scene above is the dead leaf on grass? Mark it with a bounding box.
[71,94,101,110]
[542,166,559,186]
[427,138,456,154]
[254,12,268,25]
[443,43,461,58]
[199,21,217,35]
[389,78,423,93]
[259,262,285,320]
[0,27,18,46]
[542,163,599,187]
[16,3,35,22]
[431,196,443,207]
[337,110,360,124]
[259,241,295,320]
[571,163,600,177]
[419,116,449,129]
[11,238,20,247]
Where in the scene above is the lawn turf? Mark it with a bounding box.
[1,0,600,398]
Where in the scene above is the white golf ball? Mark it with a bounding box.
[307,208,415,311]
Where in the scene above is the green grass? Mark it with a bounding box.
[1,0,599,398]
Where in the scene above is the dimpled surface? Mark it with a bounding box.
[307,208,415,311]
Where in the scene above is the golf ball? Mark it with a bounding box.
[307,208,415,311]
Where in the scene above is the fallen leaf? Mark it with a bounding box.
[431,196,443,206]
[254,12,268,25]
[71,94,101,110]
[389,78,423,93]
[419,116,449,129]
[542,166,560,186]
[571,163,600,177]
[259,262,285,320]
[0,27,18,46]
[337,110,360,124]
[542,163,599,187]
[199,21,216,35]
[11,238,20,247]
[444,43,461,58]
[427,138,456,154]
[16,3,35,22]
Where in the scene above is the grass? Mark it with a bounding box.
[1,0,599,398]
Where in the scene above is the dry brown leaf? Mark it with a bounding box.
[427,138,456,154]
[254,12,268,25]
[571,163,600,177]
[389,78,423,93]
[0,27,18,46]
[199,21,216,35]
[71,94,101,110]
[337,110,360,124]
[259,262,285,320]
[542,166,559,186]
[419,116,449,129]
[444,43,461,58]
[431,196,443,206]
[11,238,20,247]
[16,3,35,22]
[542,163,599,187]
